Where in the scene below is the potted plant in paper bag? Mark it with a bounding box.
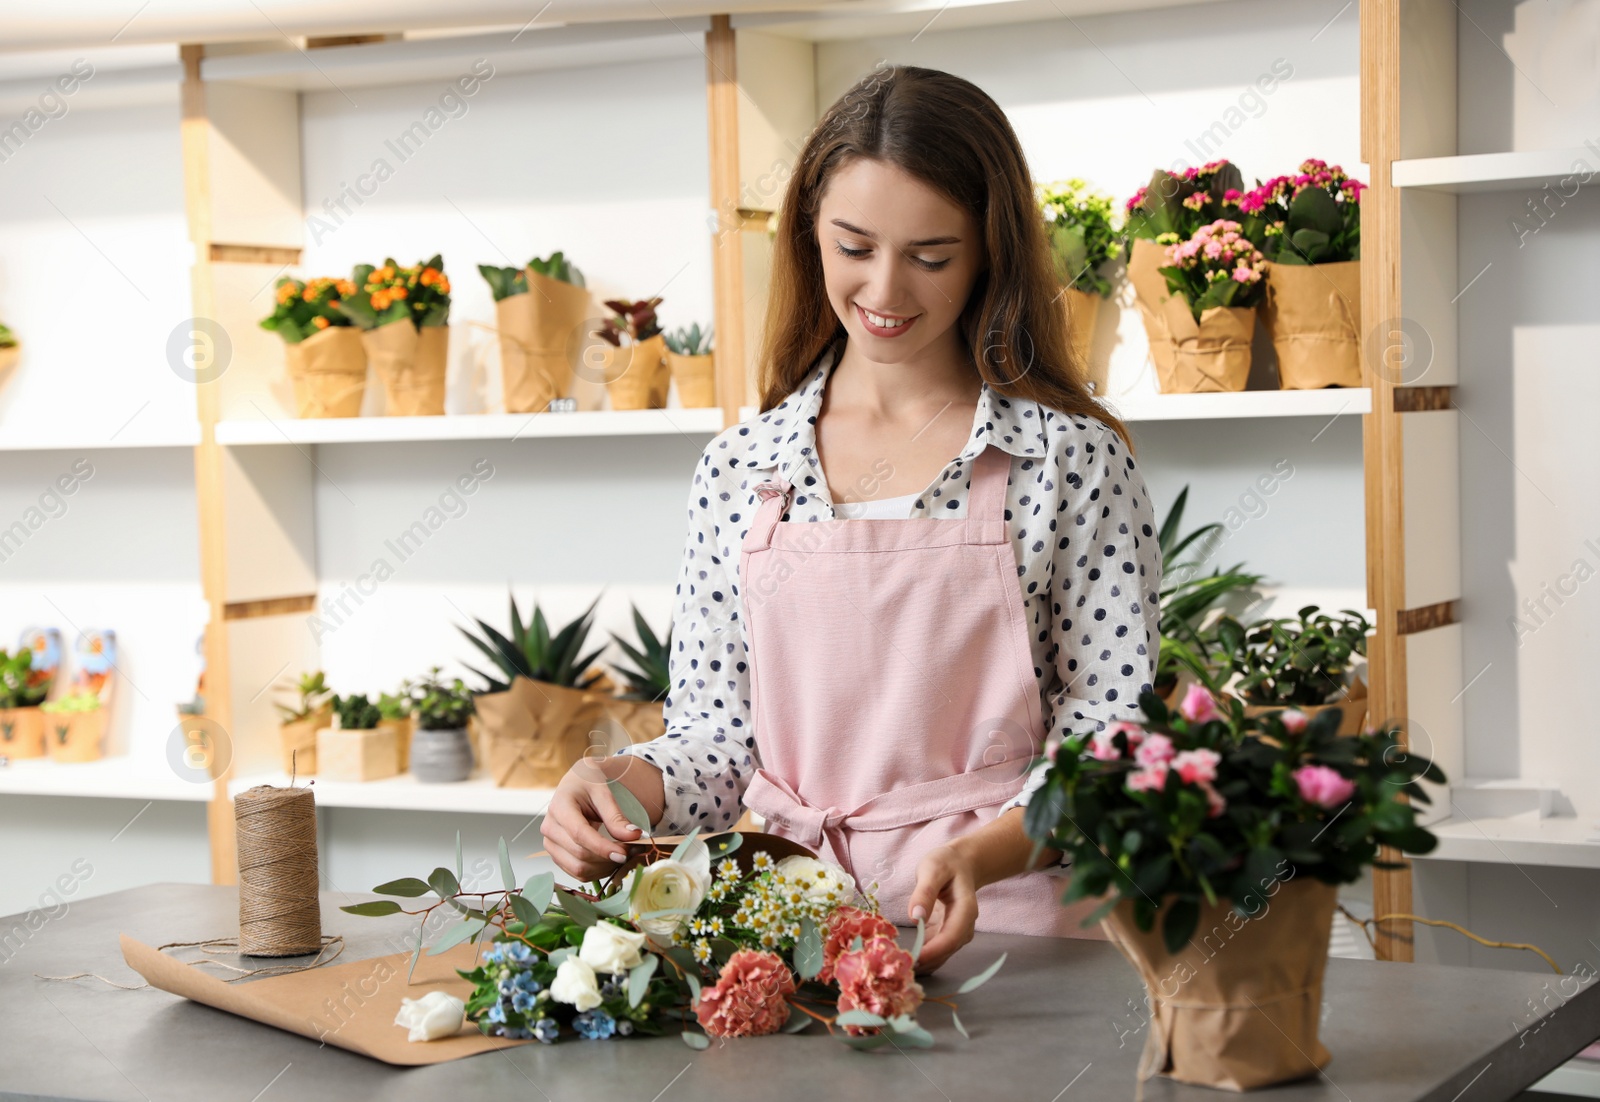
[0,646,50,759]
[340,822,1007,1049]
[662,322,715,407]
[408,667,476,784]
[339,256,452,415]
[273,670,332,774]
[1022,683,1443,1089]
[260,277,366,417]
[604,603,671,747]
[478,251,589,415]
[1037,178,1121,392]
[594,297,667,410]
[1214,604,1371,736]
[459,591,611,788]
[1240,161,1366,389]
[1154,219,1267,392]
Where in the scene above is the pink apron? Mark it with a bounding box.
[739,442,1107,939]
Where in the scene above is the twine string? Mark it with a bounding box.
[236,784,323,957]
[33,935,345,990]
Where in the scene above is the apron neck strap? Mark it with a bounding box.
[969,443,1011,524]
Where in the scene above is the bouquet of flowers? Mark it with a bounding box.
[342,814,1005,1051]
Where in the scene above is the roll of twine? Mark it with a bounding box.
[236,784,323,957]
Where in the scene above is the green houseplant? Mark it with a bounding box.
[1037,178,1121,392]
[1155,486,1264,702]
[605,603,673,746]
[481,250,590,416]
[0,647,48,759]
[595,297,667,410]
[274,670,332,775]
[409,667,477,784]
[459,591,611,788]
[260,277,366,417]
[1214,604,1372,734]
[662,322,715,407]
[319,691,398,782]
[1152,219,1267,393]
[378,683,416,773]
[1022,683,1441,1088]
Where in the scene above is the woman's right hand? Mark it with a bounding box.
[540,752,666,882]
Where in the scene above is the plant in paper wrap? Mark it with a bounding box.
[341,813,1006,1050]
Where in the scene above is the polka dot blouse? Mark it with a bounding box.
[614,342,1163,857]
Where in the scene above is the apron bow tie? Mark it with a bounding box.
[743,768,849,851]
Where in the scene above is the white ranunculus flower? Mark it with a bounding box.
[393,990,466,1042]
[550,956,603,1011]
[775,855,857,905]
[579,920,649,974]
[627,839,711,938]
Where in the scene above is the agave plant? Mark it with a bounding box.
[663,322,713,357]
[1156,486,1265,695]
[459,591,609,694]
[609,603,671,702]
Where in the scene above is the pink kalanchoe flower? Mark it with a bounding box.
[1135,733,1175,768]
[1172,748,1221,785]
[695,948,796,1038]
[833,936,925,1037]
[1294,764,1356,809]
[1127,762,1169,793]
[1178,683,1221,725]
[1279,709,1309,734]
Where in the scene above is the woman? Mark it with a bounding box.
[543,65,1161,973]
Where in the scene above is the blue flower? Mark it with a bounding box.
[505,942,534,963]
[512,990,536,1013]
[484,943,508,965]
[572,1009,616,1040]
[534,1017,561,1044]
[498,977,516,997]
[487,1002,507,1024]
[511,970,541,994]
[598,976,624,1000]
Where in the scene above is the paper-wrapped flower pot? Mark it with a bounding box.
[605,334,666,410]
[603,696,668,747]
[526,267,588,406]
[1158,296,1256,393]
[1102,878,1338,1090]
[1060,287,1106,392]
[362,321,448,415]
[1262,259,1362,390]
[1243,675,1369,736]
[666,351,715,407]
[286,326,366,418]
[476,675,607,788]
[0,707,45,758]
[1126,237,1178,382]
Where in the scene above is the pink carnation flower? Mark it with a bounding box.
[1178,683,1221,724]
[1127,762,1168,793]
[1134,733,1175,768]
[1088,729,1121,761]
[818,905,898,984]
[1294,764,1356,809]
[833,936,925,1037]
[695,948,796,1038]
[1172,748,1221,785]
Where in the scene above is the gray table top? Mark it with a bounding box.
[2,883,1596,1102]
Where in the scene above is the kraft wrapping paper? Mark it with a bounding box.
[605,334,667,410]
[1159,297,1256,393]
[362,321,448,416]
[1262,260,1363,390]
[1061,287,1106,392]
[1127,238,1178,382]
[285,326,366,418]
[1244,675,1368,736]
[666,351,716,407]
[476,676,607,788]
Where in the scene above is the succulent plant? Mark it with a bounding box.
[478,263,529,302]
[663,322,713,356]
[333,692,382,730]
[411,666,476,730]
[594,298,663,347]
[377,685,415,720]
[274,671,331,724]
[609,603,672,702]
[528,250,586,288]
[459,590,609,694]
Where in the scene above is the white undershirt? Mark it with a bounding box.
[830,489,922,519]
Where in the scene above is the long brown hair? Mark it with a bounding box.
[756,64,1133,454]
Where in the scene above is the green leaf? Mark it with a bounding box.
[522,871,555,916]
[628,954,658,1007]
[429,866,461,901]
[910,917,926,964]
[1162,899,1200,954]
[594,891,633,917]
[891,1022,935,1048]
[835,1009,886,1027]
[455,831,463,881]
[682,1029,710,1049]
[407,924,424,983]
[498,836,516,892]
[956,952,1007,994]
[608,779,654,834]
[841,1030,894,1051]
[371,877,432,898]
[781,1010,813,1033]
[340,900,403,917]
[795,915,823,979]
[554,887,602,927]
[428,919,485,956]
[509,894,541,927]
[951,1009,969,1040]
[670,825,702,863]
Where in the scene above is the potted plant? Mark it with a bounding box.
[1242,161,1366,390]
[273,670,332,775]
[1037,178,1121,392]
[339,256,452,415]
[41,691,105,762]
[317,692,398,783]
[1214,604,1372,735]
[1154,219,1267,392]
[0,321,19,382]
[0,646,49,759]
[594,297,666,410]
[662,322,715,407]
[605,603,671,747]
[459,590,610,788]
[1023,684,1443,1089]
[1123,161,1252,387]
[480,251,589,415]
[260,277,366,417]
[409,667,476,784]
[377,682,416,773]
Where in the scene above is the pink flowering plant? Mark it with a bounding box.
[341,814,1005,1052]
[1122,160,1263,244]
[1021,685,1445,953]
[1157,219,1269,321]
[1236,158,1365,266]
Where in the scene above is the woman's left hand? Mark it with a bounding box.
[904,844,980,974]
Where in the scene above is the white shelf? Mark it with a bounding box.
[214,408,726,445]
[0,757,212,803]
[1392,148,1598,194]
[0,422,202,451]
[228,771,555,816]
[199,19,712,91]
[1412,814,1600,870]
[737,389,1371,426]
